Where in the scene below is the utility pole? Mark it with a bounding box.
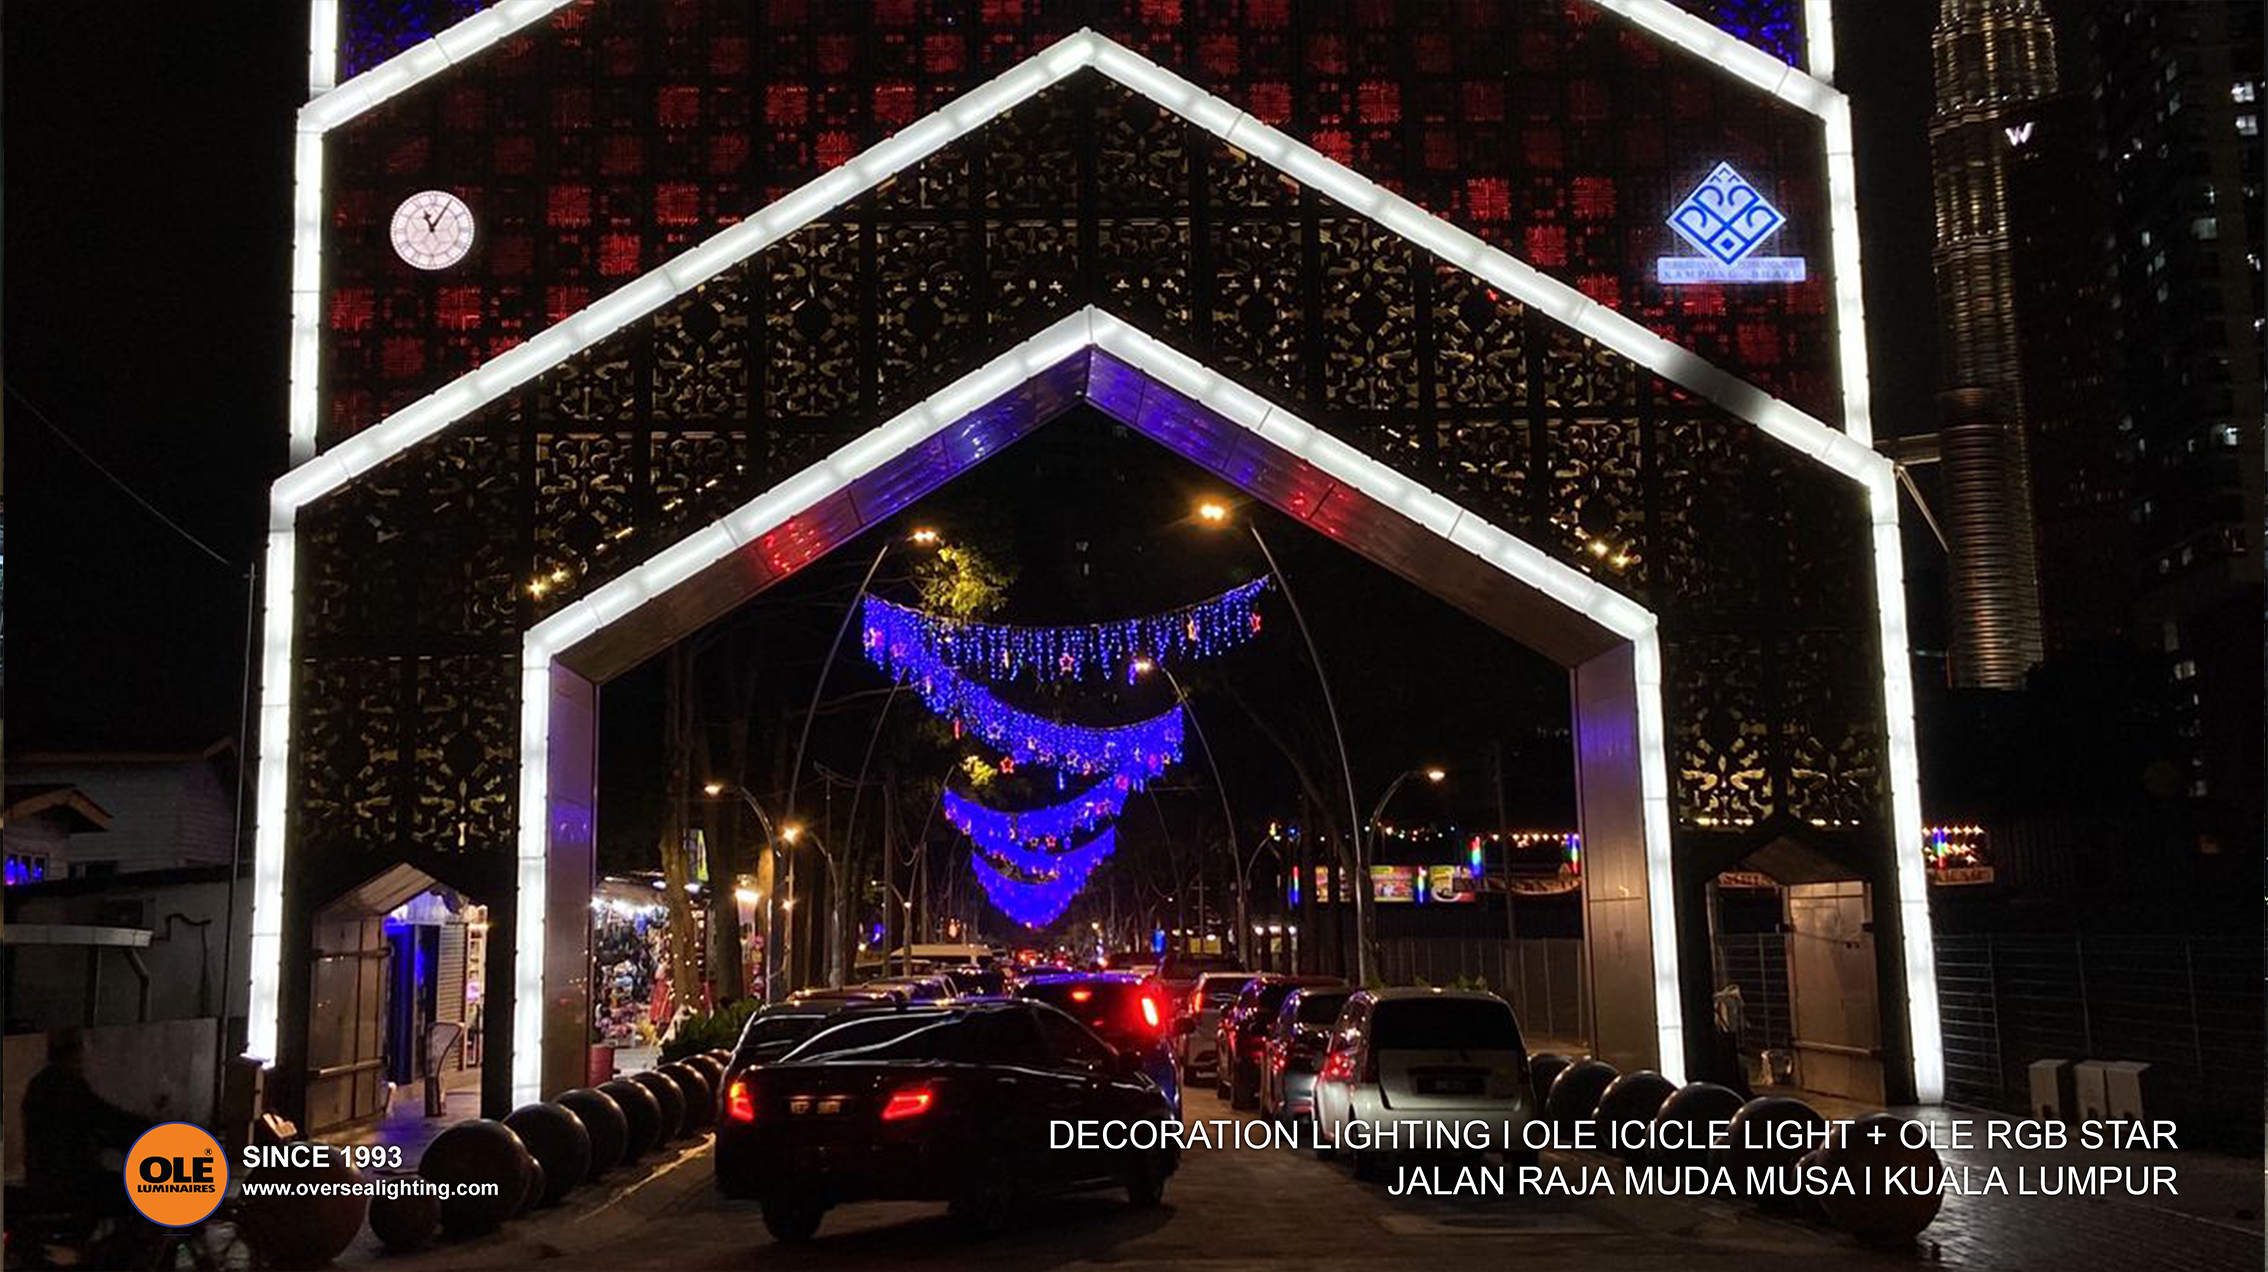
[1494,739,1517,948]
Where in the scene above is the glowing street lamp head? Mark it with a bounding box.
[702,781,726,797]
[1197,500,1230,525]
[781,823,804,843]
[909,527,940,545]
[1424,767,1447,784]
[1131,657,1156,674]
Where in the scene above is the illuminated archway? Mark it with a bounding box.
[255,21,1940,1114]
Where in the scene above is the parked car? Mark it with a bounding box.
[1311,988,1536,1181]
[714,999,1178,1242]
[787,986,903,1007]
[1260,985,1355,1123]
[717,999,909,1188]
[934,964,1007,997]
[1153,951,1243,997]
[1215,975,1347,1107]
[1098,950,1157,974]
[858,975,954,1002]
[1171,971,1255,1084]
[1016,971,1181,1113]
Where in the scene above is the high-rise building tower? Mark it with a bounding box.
[1927,0,2067,688]
[2088,2,2264,815]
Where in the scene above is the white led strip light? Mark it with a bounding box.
[266,8,1938,1102]
[292,0,580,467]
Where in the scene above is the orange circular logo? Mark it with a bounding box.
[122,1122,228,1227]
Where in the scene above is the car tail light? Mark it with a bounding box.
[725,1077,756,1123]
[1070,987,1094,1003]
[1187,988,1204,1017]
[1139,993,1162,1031]
[880,1084,936,1121]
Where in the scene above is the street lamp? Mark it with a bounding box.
[1193,497,1372,985]
[701,781,788,999]
[784,526,944,834]
[1366,767,1447,942]
[1130,656,1248,962]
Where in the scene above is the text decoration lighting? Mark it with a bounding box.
[1657,163,1807,284]
[861,579,1268,686]
[969,829,1119,928]
[944,782,1129,847]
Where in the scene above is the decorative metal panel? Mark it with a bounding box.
[295,74,1883,873]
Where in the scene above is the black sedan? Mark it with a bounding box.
[715,999,1179,1242]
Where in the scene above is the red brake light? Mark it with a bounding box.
[881,1085,936,1121]
[725,1077,756,1123]
[1070,987,1094,1003]
[1139,994,1162,1030]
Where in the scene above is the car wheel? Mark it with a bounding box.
[1213,1066,1229,1099]
[1124,1151,1168,1209]
[761,1195,825,1244]
[1311,1119,1338,1160]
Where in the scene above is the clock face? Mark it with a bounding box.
[390,190,475,270]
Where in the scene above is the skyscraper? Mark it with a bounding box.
[1932,0,2104,684]
[2088,1,2264,816]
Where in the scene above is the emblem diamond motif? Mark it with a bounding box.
[1667,163,1786,266]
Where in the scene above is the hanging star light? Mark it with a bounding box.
[861,578,1267,686]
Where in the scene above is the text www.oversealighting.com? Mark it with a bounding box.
[240,1176,501,1201]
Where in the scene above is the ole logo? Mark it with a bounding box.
[122,1122,228,1227]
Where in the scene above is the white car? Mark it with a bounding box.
[1311,988,1537,1180]
[1172,971,1254,1084]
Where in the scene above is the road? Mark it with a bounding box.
[352,1097,2263,1272]
[389,1104,1945,1272]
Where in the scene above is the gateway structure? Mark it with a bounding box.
[256,0,1937,1127]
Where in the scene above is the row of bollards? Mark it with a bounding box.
[1527,1052,1946,1245]
[379,1051,731,1250]
[237,1050,732,1267]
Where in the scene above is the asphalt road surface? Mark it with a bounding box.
[429,1108,1948,1272]
[352,1100,2262,1272]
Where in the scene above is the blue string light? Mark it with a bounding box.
[864,635,1186,778]
[944,781,1130,847]
[862,578,1268,686]
[969,829,1118,927]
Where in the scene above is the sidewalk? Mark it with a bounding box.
[333,1132,716,1268]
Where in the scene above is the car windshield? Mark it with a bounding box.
[1372,999,1522,1051]
[1252,981,1304,1013]
[778,1011,981,1064]
[1160,954,1243,981]
[1199,977,1247,1007]
[1293,990,1353,1024]
[940,967,1004,996]
[734,1011,831,1059]
[1020,981,1158,1047]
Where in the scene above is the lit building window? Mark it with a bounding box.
[2239,115,2259,137]
[2172,659,2198,681]
[2235,82,2258,104]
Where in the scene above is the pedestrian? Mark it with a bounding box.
[1712,982,1753,1098]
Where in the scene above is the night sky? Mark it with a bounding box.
[3,2,1941,753]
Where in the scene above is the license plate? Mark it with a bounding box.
[1417,1075,1481,1095]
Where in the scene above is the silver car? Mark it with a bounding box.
[1312,988,1536,1181]
[1172,971,1254,1084]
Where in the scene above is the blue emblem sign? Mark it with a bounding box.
[1657,162,1806,283]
